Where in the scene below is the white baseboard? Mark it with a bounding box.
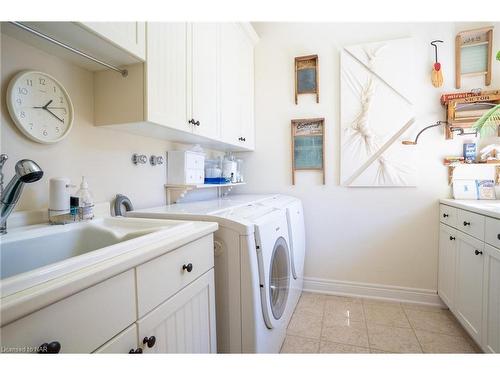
[303,277,445,307]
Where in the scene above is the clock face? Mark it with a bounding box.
[6,70,74,144]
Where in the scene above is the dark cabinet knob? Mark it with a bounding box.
[497,234,500,240]
[38,341,61,354]
[195,120,200,126]
[238,137,246,142]
[475,250,483,256]
[443,213,449,218]
[463,221,471,226]
[143,336,156,348]
[449,236,456,241]
[182,263,193,272]
[188,118,195,125]
[129,348,143,354]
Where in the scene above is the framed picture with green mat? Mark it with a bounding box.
[291,118,325,185]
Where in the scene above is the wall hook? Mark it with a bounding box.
[430,40,444,88]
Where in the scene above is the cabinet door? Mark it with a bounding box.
[438,224,458,309]
[219,24,255,150]
[239,31,255,150]
[482,244,500,353]
[219,23,244,146]
[137,270,217,353]
[94,324,139,354]
[146,22,189,132]
[190,23,219,139]
[81,22,146,60]
[455,232,485,342]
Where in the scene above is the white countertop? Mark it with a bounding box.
[440,199,500,219]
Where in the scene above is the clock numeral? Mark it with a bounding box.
[18,87,28,95]
[20,111,26,118]
[39,78,46,85]
[42,129,48,137]
[26,79,33,86]
[55,126,60,133]
[16,98,22,105]
[59,97,64,104]
[29,123,34,130]
[53,86,57,93]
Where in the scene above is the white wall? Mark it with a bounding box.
[0,33,210,212]
[237,22,500,292]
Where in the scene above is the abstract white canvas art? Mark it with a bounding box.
[340,38,417,187]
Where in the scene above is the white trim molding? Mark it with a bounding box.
[303,277,445,307]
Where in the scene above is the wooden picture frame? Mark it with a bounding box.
[291,118,325,185]
[455,26,494,89]
[294,55,319,104]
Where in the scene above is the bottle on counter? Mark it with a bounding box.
[75,176,94,220]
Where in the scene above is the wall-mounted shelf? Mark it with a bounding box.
[447,163,500,185]
[165,182,246,204]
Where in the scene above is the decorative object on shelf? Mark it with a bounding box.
[441,89,500,139]
[443,156,465,165]
[497,50,500,61]
[477,180,497,200]
[479,144,500,163]
[430,40,444,87]
[291,118,325,185]
[472,104,500,138]
[294,55,319,104]
[463,143,477,163]
[453,179,479,200]
[149,155,164,166]
[6,70,74,144]
[455,26,494,89]
[341,38,417,187]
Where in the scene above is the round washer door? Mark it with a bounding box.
[269,237,290,320]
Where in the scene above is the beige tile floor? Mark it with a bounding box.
[281,293,482,354]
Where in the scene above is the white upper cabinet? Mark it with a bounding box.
[190,23,219,140]
[93,22,258,152]
[80,22,146,60]
[219,23,256,150]
[146,22,189,132]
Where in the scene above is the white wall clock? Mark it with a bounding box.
[6,70,74,144]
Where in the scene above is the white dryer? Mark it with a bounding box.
[230,194,306,313]
[127,200,293,353]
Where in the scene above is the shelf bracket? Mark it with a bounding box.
[448,165,456,185]
[496,166,500,185]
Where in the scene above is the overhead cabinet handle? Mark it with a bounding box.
[475,250,483,256]
[443,213,449,218]
[449,236,456,241]
[463,221,471,226]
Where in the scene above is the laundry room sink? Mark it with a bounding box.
[0,217,194,296]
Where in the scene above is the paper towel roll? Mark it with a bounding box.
[49,178,71,212]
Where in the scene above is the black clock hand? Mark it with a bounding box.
[33,100,54,109]
[44,107,64,123]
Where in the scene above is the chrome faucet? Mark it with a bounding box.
[0,154,43,235]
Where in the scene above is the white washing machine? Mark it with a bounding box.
[127,200,293,353]
[230,194,306,313]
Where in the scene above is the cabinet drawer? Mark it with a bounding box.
[485,217,500,249]
[185,153,205,170]
[94,324,138,354]
[185,168,205,184]
[440,205,458,227]
[457,209,485,240]
[136,235,214,317]
[1,270,136,353]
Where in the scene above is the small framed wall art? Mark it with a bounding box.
[455,26,494,89]
[294,55,319,104]
[291,118,325,185]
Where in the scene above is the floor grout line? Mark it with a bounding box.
[401,304,425,353]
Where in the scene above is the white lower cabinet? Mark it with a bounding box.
[438,224,457,309]
[137,270,216,353]
[454,232,484,343]
[0,234,216,354]
[94,324,139,354]
[438,204,500,353]
[482,244,500,353]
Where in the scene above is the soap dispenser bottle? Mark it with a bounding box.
[76,176,94,220]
